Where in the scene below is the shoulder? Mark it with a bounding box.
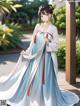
[49,24,58,32]
[35,23,41,29]
[48,24,58,36]
[49,24,59,40]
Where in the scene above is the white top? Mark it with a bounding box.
[33,23,59,52]
[31,23,59,77]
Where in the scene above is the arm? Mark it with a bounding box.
[46,26,59,52]
[21,24,40,55]
[32,23,40,42]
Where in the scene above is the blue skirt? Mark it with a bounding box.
[6,49,79,106]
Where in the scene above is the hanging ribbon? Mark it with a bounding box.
[42,53,45,84]
[34,31,38,43]
[42,33,48,84]
[34,34,36,43]
[46,32,48,39]
[27,32,49,96]
[27,84,31,96]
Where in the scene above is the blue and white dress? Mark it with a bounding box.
[0,24,79,106]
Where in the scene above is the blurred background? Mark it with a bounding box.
[0,0,80,105]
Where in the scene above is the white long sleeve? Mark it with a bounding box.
[46,25,59,52]
[25,24,40,53]
[31,23,40,42]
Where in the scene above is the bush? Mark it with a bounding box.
[76,40,80,74]
[56,39,66,68]
[0,23,23,51]
[56,39,80,75]
[6,0,48,26]
[52,4,80,36]
[52,5,66,32]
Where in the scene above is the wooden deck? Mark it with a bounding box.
[58,77,80,106]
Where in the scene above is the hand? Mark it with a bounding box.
[20,50,26,55]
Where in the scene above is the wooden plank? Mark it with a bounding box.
[66,1,76,84]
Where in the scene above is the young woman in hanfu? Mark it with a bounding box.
[0,5,79,106]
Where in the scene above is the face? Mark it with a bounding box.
[40,12,51,23]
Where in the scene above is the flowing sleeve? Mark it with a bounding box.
[32,23,40,42]
[46,26,59,52]
[24,24,40,54]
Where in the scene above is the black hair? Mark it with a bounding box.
[38,4,54,17]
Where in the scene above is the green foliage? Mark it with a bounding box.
[56,39,66,68]
[56,39,80,74]
[52,5,66,30]
[0,23,22,51]
[75,6,80,37]
[76,40,80,74]
[52,4,80,36]
[8,0,48,25]
[0,0,22,14]
[0,0,23,51]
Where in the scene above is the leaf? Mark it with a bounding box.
[8,32,13,36]
[2,33,6,39]
[13,4,22,8]
[1,6,10,13]
[0,8,6,14]
[10,5,17,12]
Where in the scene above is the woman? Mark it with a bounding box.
[0,4,79,106]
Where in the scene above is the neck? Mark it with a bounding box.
[43,21,51,25]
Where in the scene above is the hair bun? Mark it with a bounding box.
[38,4,54,16]
[49,4,54,11]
